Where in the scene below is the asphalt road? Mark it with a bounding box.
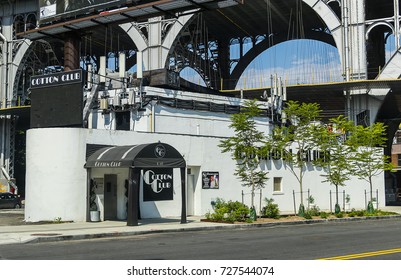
[1,218,401,260]
[0,209,25,225]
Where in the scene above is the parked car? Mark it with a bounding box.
[0,192,22,209]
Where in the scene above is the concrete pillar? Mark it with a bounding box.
[348,0,367,80]
[121,13,195,73]
[147,17,163,70]
[64,33,80,71]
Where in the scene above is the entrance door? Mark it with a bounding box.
[187,174,195,215]
[104,174,117,220]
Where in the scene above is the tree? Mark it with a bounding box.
[219,99,269,209]
[269,101,321,216]
[315,115,354,213]
[347,122,394,212]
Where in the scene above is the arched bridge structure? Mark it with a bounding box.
[3,0,401,198]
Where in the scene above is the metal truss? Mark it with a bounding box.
[12,39,61,106]
[167,14,221,89]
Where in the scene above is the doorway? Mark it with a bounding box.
[187,174,195,215]
[104,174,117,220]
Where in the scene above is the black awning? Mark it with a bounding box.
[85,142,186,169]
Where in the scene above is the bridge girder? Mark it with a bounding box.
[169,0,341,90]
[229,30,336,89]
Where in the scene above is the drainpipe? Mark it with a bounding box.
[395,0,400,51]
[150,100,156,133]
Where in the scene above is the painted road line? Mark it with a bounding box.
[319,248,401,260]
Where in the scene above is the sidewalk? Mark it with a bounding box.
[0,216,233,245]
[1,206,401,246]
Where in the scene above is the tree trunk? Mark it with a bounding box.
[251,172,255,208]
[335,184,339,206]
[369,176,373,202]
[298,168,305,216]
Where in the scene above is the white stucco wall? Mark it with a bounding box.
[25,128,87,222]
[88,86,271,137]
[25,127,386,222]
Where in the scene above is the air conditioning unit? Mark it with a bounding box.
[100,98,108,110]
[128,90,136,105]
[113,95,121,106]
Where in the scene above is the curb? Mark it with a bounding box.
[24,214,401,244]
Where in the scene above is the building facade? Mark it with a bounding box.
[24,86,385,223]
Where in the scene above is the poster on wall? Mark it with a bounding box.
[143,168,174,201]
[202,172,219,189]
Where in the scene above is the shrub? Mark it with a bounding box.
[320,212,329,219]
[308,205,320,216]
[206,198,250,223]
[335,212,344,218]
[303,211,313,219]
[263,198,280,219]
[356,210,365,217]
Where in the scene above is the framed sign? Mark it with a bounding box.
[143,168,174,201]
[202,172,219,189]
[30,70,83,128]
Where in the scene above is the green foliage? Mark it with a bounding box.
[320,212,329,219]
[347,122,394,199]
[268,101,322,210]
[303,205,320,219]
[219,99,269,208]
[335,212,344,218]
[307,195,315,204]
[356,210,365,217]
[347,208,398,217]
[316,116,355,208]
[308,205,320,216]
[303,211,312,219]
[206,198,250,223]
[262,198,280,219]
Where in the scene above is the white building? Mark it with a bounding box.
[24,85,385,224]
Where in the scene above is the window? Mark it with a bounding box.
[356,110,370,127]
[273,177,282,193]
[397,154,401,167]
[115,111,130,131]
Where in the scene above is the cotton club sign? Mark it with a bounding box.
[143,168,174,201]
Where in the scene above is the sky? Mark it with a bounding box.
[100,35,396,91]
[180,35,398,90]
[180,39,343,90]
